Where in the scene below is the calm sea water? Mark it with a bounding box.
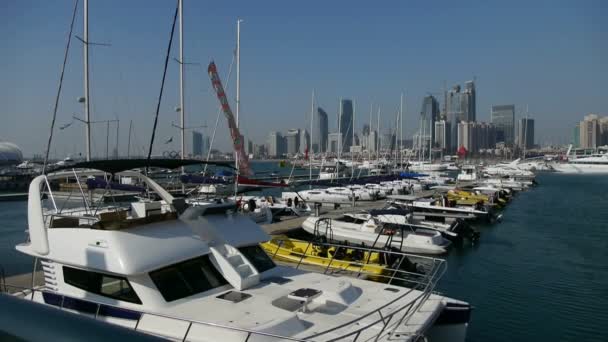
[0,168,607,341]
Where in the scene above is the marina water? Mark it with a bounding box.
[0,170,606,341]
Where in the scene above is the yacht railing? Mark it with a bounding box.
[266,238,447,340]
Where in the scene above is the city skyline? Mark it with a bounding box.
[1,0,606,158]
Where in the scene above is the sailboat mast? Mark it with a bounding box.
[352,99,355,177]
[235,19,242,195]
[399,93,403,169]
[83,0,91,161]
[338,98,342,160]
[127,120,132,158]
[309,90,314,188]
[377,107,380,163]
[429,114,432,162]
[368,102,372,162]
[178,0,185,161]
[523,104,528,159]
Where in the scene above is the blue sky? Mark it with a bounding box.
[1,0,606,158]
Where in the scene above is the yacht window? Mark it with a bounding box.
[239,245,276,273]
[149,255,228,302]
[63,266,142,304]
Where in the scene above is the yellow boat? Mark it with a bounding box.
[447,190,506,207]
[261,235,390,278]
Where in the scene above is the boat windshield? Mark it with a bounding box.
[150,255,228,302]
[238,245,276,273]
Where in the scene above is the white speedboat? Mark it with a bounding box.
[552,153,608,174]
[302,214,451,255]
[11,160,469,341]
[388,196,491,221]
[364,209,478,242]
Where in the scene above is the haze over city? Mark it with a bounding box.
[1,0,606,158]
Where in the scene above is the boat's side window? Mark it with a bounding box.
[63,266,142,304]
[149,255,228,302]
[238,245,275,273]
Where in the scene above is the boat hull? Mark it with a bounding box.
[302,218,450,255]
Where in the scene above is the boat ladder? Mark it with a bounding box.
[313,217,334,242]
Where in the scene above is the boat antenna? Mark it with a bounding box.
[146,0,180,170]
[43,0,79,174]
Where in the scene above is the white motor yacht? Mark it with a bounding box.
[318,163,351,180]
[388,196,491,222]
[233,195,312,217]
[482,160,535,178]
[456,165,479,182]
[282,189,353,204]
[10,160,469,341]
[407,161,448,172]
[302,214,451,255]
[552,153,608,174]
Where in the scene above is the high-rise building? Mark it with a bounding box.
[339,99,354,152]
[572,123,580,147]
[462,81,476,122]
[300,129,310,154]
[579,114,601,149]
[312,107,329,153]
[245,139,254,156]
[599,117,608,146]
[267,131,284,157]
[517,118,535,150]
[285,129,300,155]
[420,95,440,147]
[457,121,496,154]
[192,131,203,157]
[434,120,451,151]
[327,133,342,154]
[491,105,515,146]
[447,85,463,151]
[363,130,378,153]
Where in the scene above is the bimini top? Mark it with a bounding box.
[53,158,235,174]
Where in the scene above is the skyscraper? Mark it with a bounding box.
[579,114,601,148]
[420,95,440,147]
[491,105,515,146]
[312,107,328,153]
[517,118,535,150]
[462,81,476,122]
[267,131,284,157]
[300,129,310,154]
[339,99,354,152]
[572,123,580,147]
[192,131,203,157]
[434,120,451,151]
[285,129,300,155]
[446,85,463,151]
[327,133,342,154]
